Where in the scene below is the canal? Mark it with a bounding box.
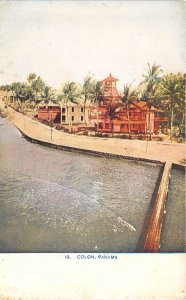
[0,117,183,252]
[160,168,185,252]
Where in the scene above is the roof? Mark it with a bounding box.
[38,101,60,107]
[102,73,119,82]
[135,101,158,111]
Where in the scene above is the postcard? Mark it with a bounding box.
[0,1,185,299]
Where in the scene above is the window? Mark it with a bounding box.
[62,115,66,122]
[72,107,74,112]
[105,123,109,129]
[81,107,84,113]
[62,108,65,113]
[81,116,84,121]
[72,116,74,121]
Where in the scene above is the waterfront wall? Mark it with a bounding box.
[143,162,172,252]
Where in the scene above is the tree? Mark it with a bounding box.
[91,81,103,104]
[155,72,185,142]
[42,86,56,104]
[82,75,96,124]
[139,63,162,138]
[105,104,119,136]
[27,73,46,106]
[140,63,162,102]
[0,84,14,106]
[11,82,29,111]
[121,83,137,135]
[90,80,103,128]
[60,81,80,125]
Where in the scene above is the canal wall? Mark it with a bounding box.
[19,128,163,165]
[143,162,172,252]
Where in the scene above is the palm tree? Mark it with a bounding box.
[91,81,103,129]
[105,104,119,136]
[60,81,80,126]
[155,72,185,142]
[42,86,55,104]
[121,83,137,136]
[82,75,96,124]
[139,63,162,139]
[11,82,29,112]
[27,73,46,107]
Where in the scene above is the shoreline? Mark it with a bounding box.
[0,101,185,166]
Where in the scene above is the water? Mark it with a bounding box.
[0,117,161,252]
[160,169,185,252]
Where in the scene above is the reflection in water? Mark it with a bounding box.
[0,117,161,252]
[160,169,185,252]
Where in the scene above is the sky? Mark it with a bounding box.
[0,0,184,91]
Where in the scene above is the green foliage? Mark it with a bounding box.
[11,82,29,101]
[42,85,55,104]
[121,83,138,135]
[27,73,46,103]
[91,81,103,104]
[0,84,12,92]
[139,63,163,106]
[121,83,137,104]
[82,75,103,104]
[155,72,185,126]
[82,75,94,102]
[61,81,80,104]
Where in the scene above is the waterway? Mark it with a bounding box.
[160,168,185,252]
[0,117,163,252]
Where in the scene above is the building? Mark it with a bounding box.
[60,103,90,125]
[37,102,91,125]
[37,103,61,123]
[94,101,167,134]
[90,74,168,134]
[37,74,168,134]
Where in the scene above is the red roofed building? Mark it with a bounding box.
[89,74,168,134]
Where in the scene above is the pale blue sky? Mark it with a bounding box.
[0,1,184,90]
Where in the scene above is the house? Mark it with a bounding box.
[37,103,61,123]
[94,101,168,134]
[59,102,90,125]
[37,101,91,125]
[90,74,168,134]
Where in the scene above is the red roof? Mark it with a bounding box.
[135,101,157,111]
[102,73,119,82]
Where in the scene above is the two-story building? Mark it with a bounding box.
[37,101,91,125]
[89,74,168,134]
